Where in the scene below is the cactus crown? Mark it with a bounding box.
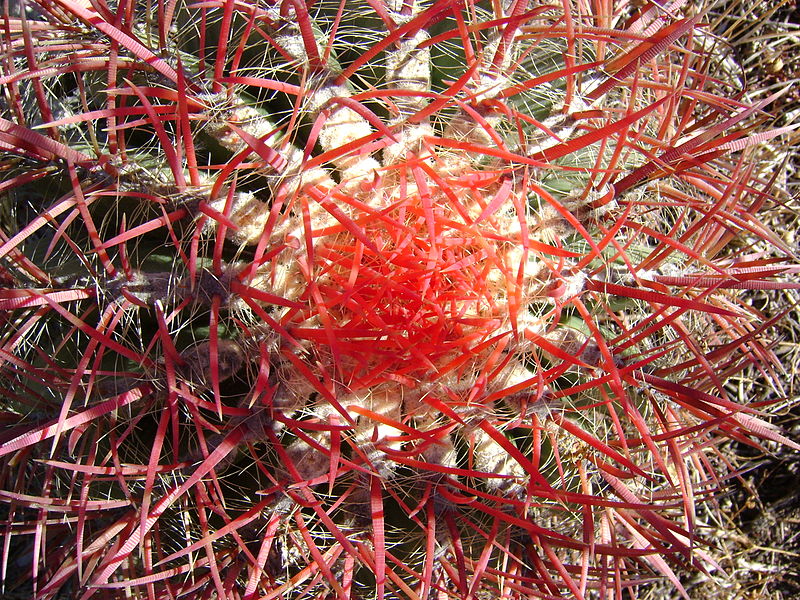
[0,0,797,599]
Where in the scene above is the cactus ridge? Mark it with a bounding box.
[0,1,797,599]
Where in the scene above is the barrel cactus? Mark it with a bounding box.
[0,0,797,598]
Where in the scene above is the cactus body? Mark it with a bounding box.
[0,1,797,599]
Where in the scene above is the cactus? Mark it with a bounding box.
[0,0,797,598]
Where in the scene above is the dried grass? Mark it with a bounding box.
[639,2,800,598]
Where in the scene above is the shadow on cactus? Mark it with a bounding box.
[1,0,798,598]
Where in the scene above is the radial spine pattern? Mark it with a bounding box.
[0,0,797,599]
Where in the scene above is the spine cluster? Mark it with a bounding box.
[0,1,796,599]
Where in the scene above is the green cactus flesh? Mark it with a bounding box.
[0,1,797,598]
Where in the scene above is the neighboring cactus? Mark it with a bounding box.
[0,0,797,599]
